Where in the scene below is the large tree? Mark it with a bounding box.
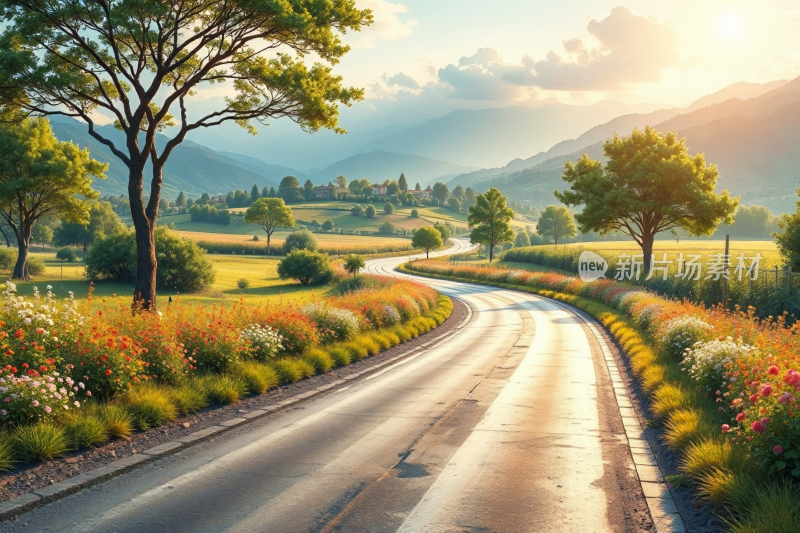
[432,183,449,205]
[279,176,303,204]
[464,187,478,208]
[176,191,187,209]
[536,206,577,245]
[54,201,123,254]
[335,175,348,192]
[0,0,371,308]
[775,186,800,270]
[555,127,738,272]
[398,172,408,192]
[468,187,514,262]
[244,198,295,253]
[250,184,260,204]
[0,115,106,279]
[303,179,315,201]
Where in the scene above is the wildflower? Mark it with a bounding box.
[736,412,747,422]
[44,406,51,413]
[779,392,792,404]
[721,424,730,433]
[774,445,783,455]
[760,384,773,397]
[768,365,780,375]
[0,410,5,416]
[761,417,770,426]
[86,391,91,397]
[73,401,80,408]
[31,400,38,407]
[751,421,765,434]
[749,394,758,403]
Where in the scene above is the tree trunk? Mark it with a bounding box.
[12,222,32,280]
[641,234,655,276]
[128,164,158,310]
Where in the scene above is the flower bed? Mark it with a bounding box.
[404,259,800,529]
[0,276,448,469]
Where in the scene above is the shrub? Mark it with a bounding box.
[343,254,365,277]
[252,234,260,242]
[364,205,376,218]
[56,247,77,262]
[231,362,278,395]
[327,346,351,367]
[379,221,395,235]
[682,337,757,393]
[384,202,394,214]
[302,349,333,375]
[0,371,89,425]
[270,359,303,384]
[321,219,334,232]
[295,359,316,378]
[118,385,177,431]
[281,228,319,254]
[85,227,215,291]
[237,278,250,289]
[410,209,419,219]
[656,316,713,360]
[27,257,46,276]
[13,423,69,461]
[205,375,247,404]
[240,324,283,361]
[254,308,318,354]
[301,303,361,342]
[169,384,208,414]
[351,205,363,216]
[277,250,333,285]
[0,438,14,471]
[64,415,107,449]
[0,247,15,270]
[100,404,133,440]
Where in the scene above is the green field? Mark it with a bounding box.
[6,252,334,308]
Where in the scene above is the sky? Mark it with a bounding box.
[108,1,800,170]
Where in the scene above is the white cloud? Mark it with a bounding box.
[347,0,419,49]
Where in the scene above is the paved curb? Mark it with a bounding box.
[401,268,687,533]
[0,300,474,522]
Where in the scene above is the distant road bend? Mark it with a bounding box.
[6,238,651,532]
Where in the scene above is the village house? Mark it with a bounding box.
[312,185,337,200]
[371,183,387,196]
[410,186,432,199]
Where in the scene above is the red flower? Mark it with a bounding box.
[721,424,730,433]
[13,330,24,339]
[105,369,112,376]
[760,384,773,397]
[773,445,783,455]
[751,421,765,434]
[768,365,780,375]
[736,412,747,422]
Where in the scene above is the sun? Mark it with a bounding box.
[718,14,743,40]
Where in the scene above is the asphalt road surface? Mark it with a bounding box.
[4,239,651,532]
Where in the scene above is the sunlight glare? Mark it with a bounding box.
[718,14,743,40]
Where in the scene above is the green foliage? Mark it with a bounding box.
[351,205,363,216]
[717,205,777,239]
[26,256,45,276]
[279,176,304,203]
[555,126,738,269]
[365,205,376,218]
[321,219,334,231]
[379,221,395,235]
[281,228,319,254]
[231,362,278,395]
[119,385,178,431]
[398,173,408,192]
[244,198,296,252]
[189,204,230,225]
[432,182,449,204]
[776,186,800,270]
[64,415,108,449]
[277,250,334,285]
[410,208,420,219]
[13,423,69,461]
[85,227,215,291]
[205,376,247,404]
[514,230,531,247]
[384,201,394,214]
[434,223,451,241]
[412,227,443,258]
[53,201,123,254]
[536,206,577,245]
[0,247,15,270]
[0,114,107,280]
[56,247,77,262]
[270,359,303,385]
[343,254,366,277]
[237,278,250,289]
[468,187,514,261]
[100,405,134,440]
[447,197,462,212]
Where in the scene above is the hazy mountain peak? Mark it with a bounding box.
[686,80,787,112]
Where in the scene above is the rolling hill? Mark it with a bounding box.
[49,116,291,199]
[311,150,474,185]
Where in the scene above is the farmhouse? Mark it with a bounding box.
[410,186,432,199]
[371,183,387,196]
[312,185,336,200]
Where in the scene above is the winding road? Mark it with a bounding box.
[2,239,652,532]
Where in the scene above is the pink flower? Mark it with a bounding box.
[736,412,747,422]
[751,421,765,434]
[749,393,759,403]
[779,393,792,404]
[761,417,771,426]
[768,365,780,376]
[86,391,91,397]
[715,390,721,396]
[44,406,51,413]
[721,424,730,433]
[0,410,6,416]
[31,400,38,407]
[760,384,773,397]
[774,445,783,455]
